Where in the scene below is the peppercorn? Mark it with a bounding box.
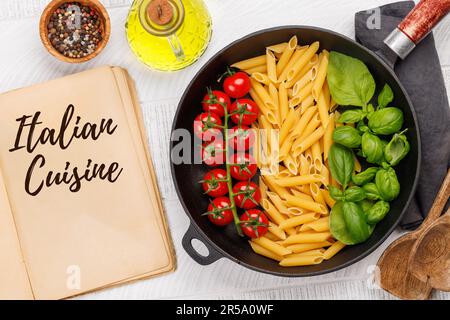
[47,2,103,59]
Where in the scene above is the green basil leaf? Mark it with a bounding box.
[375,167,400,201]
[362,183,381,201]
[344,186,366,202]
[330,201,357,245]
[384,132,410,166]
[352,167,379,185]
[357,199,374,213]
[368,107,404,135]
[342,202,371,243]
[327,51,376,108]
[366,200,390,224]
[328,185,344,201]
[328,144,355,189]
[337,109,366,123]
[361,132,385,164]
[333,126,362,148]
[377,84,394,109]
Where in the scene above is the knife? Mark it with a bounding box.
[376,0,450,69]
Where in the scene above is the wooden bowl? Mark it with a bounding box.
[39,0,111,63]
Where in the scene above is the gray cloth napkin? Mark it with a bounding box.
[355,1,450,229]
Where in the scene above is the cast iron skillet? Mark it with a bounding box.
[170,26,421,276]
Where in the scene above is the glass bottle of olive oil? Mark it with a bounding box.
[126,0,212,71]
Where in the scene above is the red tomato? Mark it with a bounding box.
[232,181,261,209]
[228,125,255,151]
[204,197,234,226]
[230,153,257,181]
[201,169,228,197]
[202,89,230,117]
[240,209,269,238]
[201,139,226,166]
[229,99,259,125]
[223,71,251,98]
[193,112,223,140]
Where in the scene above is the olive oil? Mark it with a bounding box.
[126,0,212,71]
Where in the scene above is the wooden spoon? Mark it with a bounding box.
[409,206,450,291]
[377,169,450,299]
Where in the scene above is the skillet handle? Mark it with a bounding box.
[182,223,223,265]
[384,0,450,59]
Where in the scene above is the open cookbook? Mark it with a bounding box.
[0,66,175,300]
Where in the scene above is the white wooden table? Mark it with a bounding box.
[0,0,449,300]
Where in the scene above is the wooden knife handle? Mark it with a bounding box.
[398,0,450,44]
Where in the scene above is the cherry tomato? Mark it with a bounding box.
[201,169,228,197]
[204,197,234,226]
[232,181,261,209]
[193,112,223,141]
[228,125,255,151]
[202,89,230,117]
[229,99,259,125]
[240,209,269,238]
[223,71,251,98]
[201,139,226,166]
[230,153,257,181]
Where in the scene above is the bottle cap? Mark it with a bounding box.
[147,0,173,25]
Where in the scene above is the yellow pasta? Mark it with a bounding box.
[311,140,322,172]
[242,38,348,266]
[279,255,324,267]
[268,222,287,240]
[251,79,276,110]
[317,89,330,129]
[278,212,321,229]
[312,50,329,100]
[251,72,271,85]
[322,189,336,208]
[285,195,327,214]
[286,241,333,253]
[323,113,335,161]
[278,82,289,122]
[275,174,324,187]
[303,216,330,232]
[232,54,266,70]
[295,126,325,154]
[278,46,309,83]
[310,183,327,209]
[323,241,346,260]
[283,232,332,245]
[266,49,278,83]
[285,41,320,82]
[253,236,292,256]
[249,241,284,261]
[267,42,288,53]
[276,36,297,76]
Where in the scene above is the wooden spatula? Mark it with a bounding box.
[377,169,450,299]
[408,206,450,292]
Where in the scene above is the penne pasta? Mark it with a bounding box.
[285,41,320,82]
[286,241,333,254]
[276,36,297,76]
[278,82,289,122]
[279,255,324,267]
[283,231,332,245]
[275,174,324,187]
[253,236,292,256]
[323,241,346,260]
[249,241,284,261]
[285,194,327,214]
[266,49,278,83]
[323,113,335,161]
[268,222,287,240]
[278,212,321,229]
[232,54,266,70]
[311,50,329,100]
[251,72,271,85]
[322,189,336,208]
[267,42,288,53]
